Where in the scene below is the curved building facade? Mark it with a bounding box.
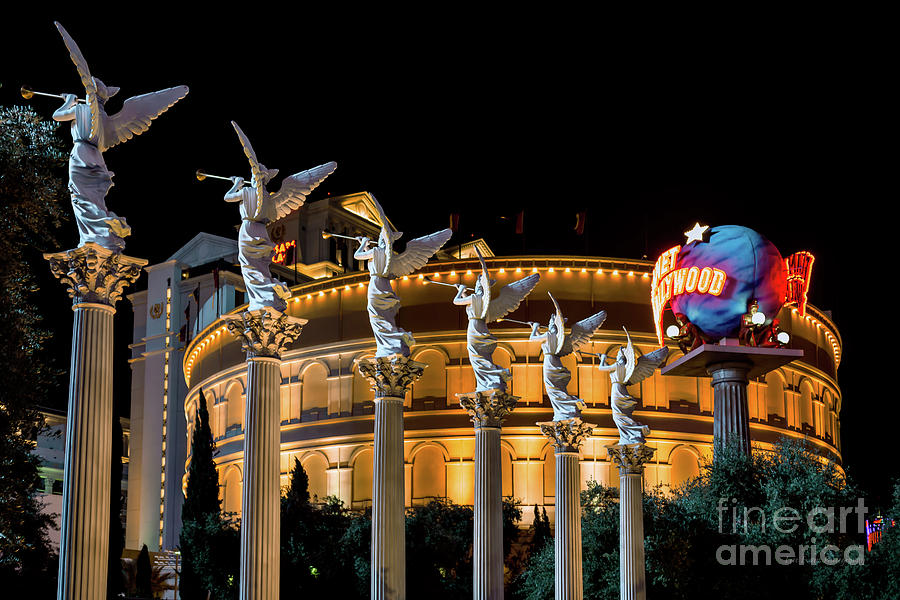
[181,253,843,527]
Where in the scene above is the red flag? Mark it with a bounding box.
[515,211,524,235]
[449,213,460,232]
[574,212,586,235]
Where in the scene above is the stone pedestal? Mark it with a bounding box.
[660,342,803,457]
[538,419,596,600]
[224,308,306,600]
[459,389,518,600]
[356,355,426,600]
[607,443,656,600]
[44,243,146,600]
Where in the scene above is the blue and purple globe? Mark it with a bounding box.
[670,225,786,340]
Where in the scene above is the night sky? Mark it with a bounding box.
[3,14,894,505]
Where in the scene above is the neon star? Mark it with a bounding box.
[684,223,709,244]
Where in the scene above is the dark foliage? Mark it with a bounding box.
[0,105,67,594]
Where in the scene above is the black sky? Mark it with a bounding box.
[3,13,895,505]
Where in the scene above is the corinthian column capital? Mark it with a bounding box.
[223,307,307,359]
[538,417,597,453]
[355,354,427,399]
[458,389,519,429]
[43,242,147,306]
[607,443,656,475]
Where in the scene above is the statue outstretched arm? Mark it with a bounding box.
[529,323,547,342]
[353,237,374,260]
[453,284,472,306]
[595,354,617,372]
[224,177,245,202]
[53,94,78,122]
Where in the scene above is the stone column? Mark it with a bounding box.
[356,355,426,600]
[707,361,752,456]
[607,443,656,600]
[223,308,306,600]
[459,389,518,600]
[44,243,146,600]
[538,419,596,600]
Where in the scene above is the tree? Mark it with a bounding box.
[515,437,877,600]
[135,544,152,599]
[179,391,239,599]
[280,458,316,595]
[0,105,67,594]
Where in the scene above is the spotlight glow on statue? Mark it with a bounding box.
[596,329,668,444]
[529,292,606,421]
[226,121,336,311]
[352,197,451,357]
[51,22,188,252]
[453,248,539,392]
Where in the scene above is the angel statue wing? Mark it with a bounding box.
[231,121,266,219]
[547,292,566,355]
[55,22,100,139]
[100,86,189,152]
[271,161,337,221]
[559,309,607,357]
[485,273,540,323]
[622,327,669,386]
[389,228,453,278]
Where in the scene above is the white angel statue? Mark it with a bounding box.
[453,248,540,392]
[529,293,606,420]
[596,328,669,444]
[226,121,336,312]
[353,197,451,357]
[51,22,188,251]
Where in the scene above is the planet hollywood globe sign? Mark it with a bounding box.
[651,223,813,347]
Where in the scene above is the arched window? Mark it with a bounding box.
[352,448,374,506]
[222,466,242,516]
[412,445,447,501]
[302,453,329,503]
[765,371,786,421]
[669,446,700,489]
[799,381,815,432]
[302,363,329,421]
[225,382,243,435]
[413,349,447,403]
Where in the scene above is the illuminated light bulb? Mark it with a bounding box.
[345,285,351,291]
[433,273,441,279]
[581,268,587,273]
[777,331,791,344]
[307,294,312,299]
[330,288,336,293]
[466,269,472,275]
[532,267,538,273]
[612,270,619,275]
[565,267,570,273]
[499,268,505,274]
[666,325,680,338]
[294,297,300,303]
[418,274,424,279]
[628,271,634,276]
[752,312,766,325]
[403,275,409,281]
[516,267,522,273]
[642,272,649,279]
[548,267,555,273]
[450,270,456,276]
[358,283,364,288]
[596,269,602,275]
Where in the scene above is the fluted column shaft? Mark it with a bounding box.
[371,395,406,600]
[607,444,654,600]
[555,451,582,600]
[57,303,115,600]
[474,426,504,600]
[240,356,282,600]
[708,361,751,456]
[618,472,645,600]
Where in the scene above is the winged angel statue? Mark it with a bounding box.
[353,198,452,357]
[226,121,336,311]
[51,22,188,251]
[529,293,606,420]
[596,329,669,444]
[453,249,540,392]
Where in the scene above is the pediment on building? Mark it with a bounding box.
[168,232,238,268]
